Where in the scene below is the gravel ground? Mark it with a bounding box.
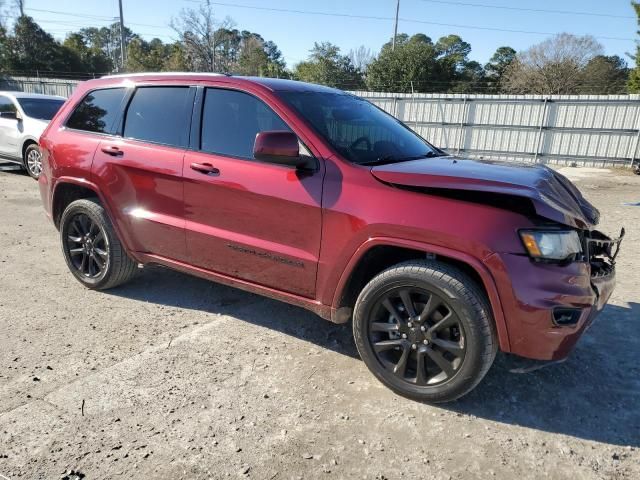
[0,165,638,480]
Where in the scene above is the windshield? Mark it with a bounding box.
[17,98,65,121]
[278,91,439,165]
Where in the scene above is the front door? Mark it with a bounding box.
[183,87,323,298]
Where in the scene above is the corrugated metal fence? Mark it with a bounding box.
[0,76,79,98]
[351,91,640,168]
[1,76,638,168]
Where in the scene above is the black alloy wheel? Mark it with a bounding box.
[353,260,497,403]
[60,198,138,290]
[368,287,466,386]
[64,212,109,279]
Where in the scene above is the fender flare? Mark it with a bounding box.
[51,177,138,260]
[331,237,511,352]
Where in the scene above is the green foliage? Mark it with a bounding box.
[366,33,480,93]
[63,33,112,74]
[126,38,171,72]
[2,16,80,74]
[629,2,640,93]
[581,55,629,94]
[366,34,438,92]
[293,42,364,88]
[484,46,516,92]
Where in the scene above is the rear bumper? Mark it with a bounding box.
[485,253,616,361]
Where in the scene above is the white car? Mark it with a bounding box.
[0,91,66,179]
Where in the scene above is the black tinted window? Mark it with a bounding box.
[66,88,126,134]
[17,98,64,120]
[124,87,191,147]
[201,88,291,159]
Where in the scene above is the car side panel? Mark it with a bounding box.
[92,138,188,262]
[313,157,532,304]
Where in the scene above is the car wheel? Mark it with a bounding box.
[24,144,43,180]
[353,260,497,403]
[60,198,138,290]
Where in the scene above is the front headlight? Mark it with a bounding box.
[519,230,583,261]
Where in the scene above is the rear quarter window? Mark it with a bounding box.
[66,88,127,134]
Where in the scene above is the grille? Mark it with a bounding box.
[583,228,624,278]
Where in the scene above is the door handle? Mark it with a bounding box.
[190,162,220,176]
[101,145,124,156]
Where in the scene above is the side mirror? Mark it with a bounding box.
[0,111,18,120]
[254,131,306,168]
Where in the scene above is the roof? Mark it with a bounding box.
[0,91,66,100]
[97,72,345,94]
[242,77,343,94]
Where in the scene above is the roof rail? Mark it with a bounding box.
[101,72,227,79]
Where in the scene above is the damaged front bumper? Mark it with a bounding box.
[485,228,624,361]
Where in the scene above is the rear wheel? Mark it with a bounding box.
[353,260,497,403]
[23,144,42,180]
[60,198,138,290]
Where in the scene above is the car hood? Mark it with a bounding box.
[370,156,599,229]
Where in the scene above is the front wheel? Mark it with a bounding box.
[60,198,138,290]
[353,260,497,403]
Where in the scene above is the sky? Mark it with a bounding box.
[10,0,640,68]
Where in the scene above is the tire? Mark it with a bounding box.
[23,143,42,180]
[60,198,138,290]
[353,260,497,403]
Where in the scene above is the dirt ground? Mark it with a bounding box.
[0,164,638,480]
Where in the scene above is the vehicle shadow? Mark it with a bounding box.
[107,265,639,448]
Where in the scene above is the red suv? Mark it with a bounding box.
[38,73,623,402]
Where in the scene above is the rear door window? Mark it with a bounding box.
[123,87,192,148]
[66,88,127,134]
[200,88,291,159]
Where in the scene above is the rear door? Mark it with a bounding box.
[92,85,195,262]
[183,86,323,298]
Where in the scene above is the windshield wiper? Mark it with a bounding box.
[359,151,440,166]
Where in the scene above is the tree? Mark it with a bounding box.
[503,33,603,94]
[237,34,269,76]
[628,2,640,92]
[13,0,23,17]
[450,60,486,93]
[263,40,288,77]
[63,33,112,74]
[484,46,516,92]
[435,34,471,73]
[236,33,288,77]
[366,33,482,93]
[349,45,374,74]
[3,15,80,74]
[125,37,170,72]
[162,42,189,71]
[366,34,439,92]
[76,24,135,73]
[581,55,628,94]
[293,42,364,88]
[171,1,233,72]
